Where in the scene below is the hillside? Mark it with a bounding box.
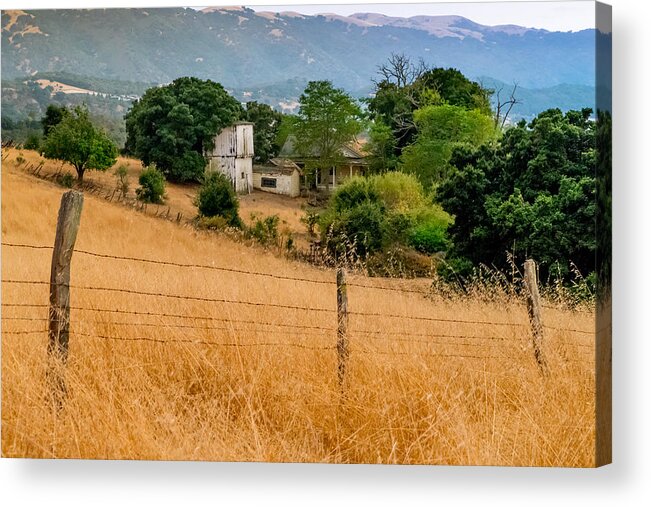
[1,8,597,89]
[1,7,603,139]
[2,148,596,465]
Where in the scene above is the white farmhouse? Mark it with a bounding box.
[205,121,254,194]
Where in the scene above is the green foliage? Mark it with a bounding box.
[41,104,69,137]
[367,60,494,161]
[366,121,398,173]
[417,68,492,114]
[42,105,118,182]
[56,172,75,189]
[407,208,451,254]
[291,81,362,180]
[194,172,241,227]
[320,173,451,261]
[371,171,427,211]
[400,105,496,187]
[300,210,320,236]
[275,114,296,153]
[125,77,243,183]
[24,133,41,151]
[247,214,280,246]
[596,110,612,300]
[322,199,387,259]
[437,108,596,282]
[244,101,284,164]
[114,164,130,198]
[136,165,166,204]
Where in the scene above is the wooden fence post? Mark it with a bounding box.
[336,267,349,388]
[47,190,84,407]
[523,259,547,372]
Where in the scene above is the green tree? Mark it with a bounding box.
[41,104,69,137]
[43,106,117,182]
[366,121,398,173]
[244,101,284,164]
[437,108,596,281]
[400,104,496,186]
[136,164,166,204]
[291,81,362,183]
[367,56,493,158]
[194,172,241,227]
[124,77,243,183]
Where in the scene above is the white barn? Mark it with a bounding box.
[205,121,254,194]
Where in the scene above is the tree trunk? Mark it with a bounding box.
[76,165,85,183]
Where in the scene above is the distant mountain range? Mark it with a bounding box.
[1,6,602,123]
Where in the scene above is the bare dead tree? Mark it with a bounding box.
[375,53,428,88]
[494,82,521,130]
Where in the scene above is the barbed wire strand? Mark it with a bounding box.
[1,242,334,286]
[1,279,336,314]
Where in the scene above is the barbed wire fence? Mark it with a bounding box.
[2,190,595,408]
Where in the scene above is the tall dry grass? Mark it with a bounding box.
[1,156,596,466]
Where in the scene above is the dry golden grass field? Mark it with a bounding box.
[1,148,313,248]
[1,149,597,466]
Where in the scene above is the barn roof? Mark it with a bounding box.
[253,158,302,176]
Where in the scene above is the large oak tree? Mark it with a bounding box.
[124,77,242,183]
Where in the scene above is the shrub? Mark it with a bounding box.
[194,172,241,227]
[196,215,230,230]
[24,134,41,152]
[136,164,166,204]
[300,210,320,236]
[247,214,280,246]
[407,207,451,254]
[56,172,75,188]
[114,164,130,198]
[15,154,25,165]
[370,172,426,212]
[322,200,386,259]
[408,223,448,254]
[330,176,379,212]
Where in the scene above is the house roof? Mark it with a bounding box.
[279,135,368,161]
[253,157,302,176]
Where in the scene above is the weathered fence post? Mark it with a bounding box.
[47,190,84,407]
[336,267,349,389]
[523,259,547,372]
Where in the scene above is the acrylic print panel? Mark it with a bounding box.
[0,1,611,467]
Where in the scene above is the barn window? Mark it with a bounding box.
[261,177,277,188]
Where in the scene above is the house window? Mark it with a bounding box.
[261,177,277,188]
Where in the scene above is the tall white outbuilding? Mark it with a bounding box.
[205,121,254,194]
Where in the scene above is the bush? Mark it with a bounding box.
[24,134,41,152]
[370,172,426,212]
[114,164,130,198]
[300,210,320,236]
[56,172,75,188]
[322,200,387,259]
[408,223,448,254]
[407,207,451,254]
[196,215,230,230]
[15,154,25,165]
[194,172,241,227]
[247,214,280,245]
[136,165,166,204]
